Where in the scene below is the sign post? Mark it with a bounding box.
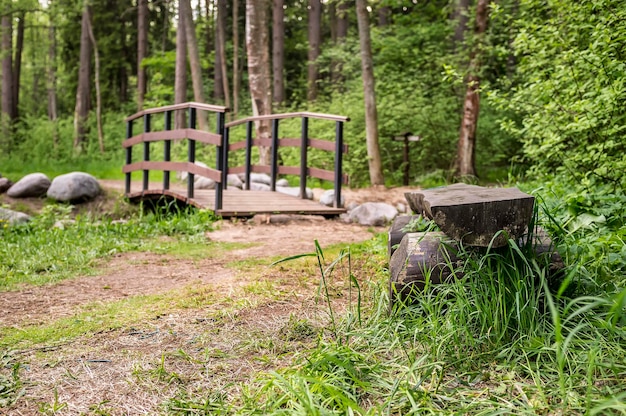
[392,132,421,186]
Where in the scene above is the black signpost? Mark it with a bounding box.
[392,132,421,186]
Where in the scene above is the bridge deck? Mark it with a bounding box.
[127,187,346,218]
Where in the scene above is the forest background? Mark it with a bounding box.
[0,0,623,194]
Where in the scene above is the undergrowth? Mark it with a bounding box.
[0,201,218,291]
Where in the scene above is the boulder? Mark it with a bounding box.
[319,189,345,207]
[250,182,271,191]
[7,173,51,198]
[277,186,313,200]
[0,177,12,193]
[0,207,32,225]
[248,173,272,185]
[195,176,216,189]
[227,174,243,189]
[349,202,398,226]
[47,172,101,202]
[405,183,535,248]
[276,178,290,187]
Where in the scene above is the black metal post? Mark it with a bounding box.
[334,121,344,208]
[245,120,253,190]
[164,111,172,190]
[187,107,197,199]
[143,114,151,191]
[300,117,309,199]
[125,120,133,194]
[270,118,279,192]
[216,112,225,211]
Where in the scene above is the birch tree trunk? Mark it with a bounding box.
[174,2,188,129]
[455,0,490,178]
[12,11,25,121]
[73,4,92,151]
[137,0,148,110]
[355,0,384,185]
[246,0,272,165]
[85,6,104,153]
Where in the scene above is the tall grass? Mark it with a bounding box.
[166,192,626,414]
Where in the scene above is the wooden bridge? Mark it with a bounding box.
[122,102,349,217]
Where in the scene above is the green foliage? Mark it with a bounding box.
[0,352,24,408]
[491,0,626,189]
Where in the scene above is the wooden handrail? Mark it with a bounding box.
[225,111,350,128]
[125,102,228,123]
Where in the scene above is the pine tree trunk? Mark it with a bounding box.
[232,0,240,117]
[455,0,490,178]
[181,0,207,130]
[175,1,188,129]
[137,0,148,110]
[85,7,104,153]
[307,0,321,101]
[1,10,13,138]
[73,4,92,151]
[272,0,285,105]
[355,0,384,186]
[217,0,231,115]
[12,11,25,121]
[245,0,271,165]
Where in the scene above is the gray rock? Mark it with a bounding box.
[227,174,243,189]
[7,173,51,198]
[47,172,101,202]
[249,173,272,185]
[405,183,535,247]
[250,182,271,191]
[349,202,398,226]
[195,176,216,189]
[319,189,345,207]
[277,186,313,200]
[0,207,31,225]
[276,178,289,187]
[0,177,12,193]
[346,202,359,212]
[396,203,407,214]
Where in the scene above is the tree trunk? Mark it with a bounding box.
[233,0,240,117]
[452,0,470,52]
[181,0,207,130]
[214,0,225,101]
[455,0,490,178]
[272,0,285,105]
[47,10,58,145]
[307,0,321,101]
[1,9,13,137]
[137,0,148,110]
[12,11,25,121]
[73,4,92,151]
[377,6,390,26]
[245,0,271,165]
[175,0,188,129]
[355,0,384,186]
[85,6,104,153]
[216,0,231,115]
[331,0,349,88]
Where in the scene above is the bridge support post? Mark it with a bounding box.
[334,121,344,208]
[216,112,225,211]
[187,108,197,199]
[244,121,253,190]
[270,119,279,192]
[143,114,151,191]
[163,111,172,190]
[300,117,309,199]
[125,120,133,195]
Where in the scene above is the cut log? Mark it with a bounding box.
[404,183,534,248]
[387,215,421,257]
[389,232,462,303]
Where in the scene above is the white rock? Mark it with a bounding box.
[47,172,101,202]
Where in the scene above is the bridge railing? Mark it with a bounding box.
[122,102,228,209]
[224,112,349,208]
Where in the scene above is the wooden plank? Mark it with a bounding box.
[123,129,222,147]
[122,161,222,182]
[126,102,228,122]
